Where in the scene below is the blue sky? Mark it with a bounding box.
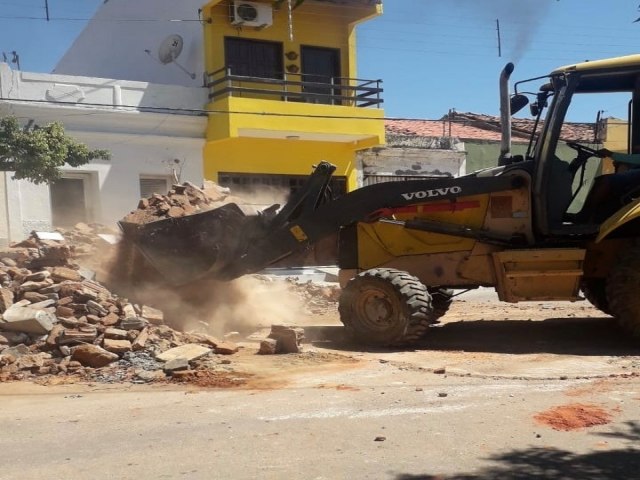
[1,0,639,122]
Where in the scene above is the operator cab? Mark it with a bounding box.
[516,55,640,238]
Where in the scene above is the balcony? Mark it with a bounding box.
[206,67,383,108]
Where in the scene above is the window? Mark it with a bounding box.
[224,37,283,79]
[139,176,171,198]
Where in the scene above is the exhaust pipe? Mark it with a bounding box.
[499,62,514,166]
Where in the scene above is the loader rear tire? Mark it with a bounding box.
[581,278,611,315]
[606,248,640,337]
[428,287,454,320]
[338,268,435,346]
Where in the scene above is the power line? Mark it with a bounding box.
[0,94,558,125]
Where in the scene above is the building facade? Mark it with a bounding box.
[200,0,385,194]
[0,64,206,244]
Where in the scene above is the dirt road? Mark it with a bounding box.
[1,295,639,479]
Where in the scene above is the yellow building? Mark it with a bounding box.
[598,116,630,174]
[200,0,385,194]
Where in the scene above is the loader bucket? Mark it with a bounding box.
[118,203,261,286]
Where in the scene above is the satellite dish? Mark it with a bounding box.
[158,34,184,65]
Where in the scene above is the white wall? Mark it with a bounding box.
[356,136,467,187]
[0,63,207,241]
[54,0,206,87]
[0,172,8,246]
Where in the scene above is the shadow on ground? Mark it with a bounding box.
[391,421,640,480]
[305,317,640,356]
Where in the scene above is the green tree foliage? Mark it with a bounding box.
[0,116,109,184]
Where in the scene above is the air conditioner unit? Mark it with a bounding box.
[231,1,273,28]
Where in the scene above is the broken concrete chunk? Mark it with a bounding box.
[258,338,278,355]
[46,324,64,347]
[141,305,164,325]
[214,341,239,355]
[74,288,98,303]
[121,303,137,319]
[71,344,119,368]
[0,257,17,267]
[163,357,190,373]
[28,299,56,310]
[24,271,51,282]
[268,325,305,354]
[2,344,30,358]
[56,305,75,318]
[104,328,128,340]
[120,317,147,331]
[101,312,120,326]
[155,344,211,363]
[49,266,83,283]
[135,369,165,383]
[58,327,98,345]
[86,300,108,316]
[22,291,48,303]
[103,338,132,354]
[131,328,149,351]
[0,305,57,334]
[182,332,221,348]
[39,284,61,294]
[19,280,53,292]
[0,288,14,313]
[16,353,49,370]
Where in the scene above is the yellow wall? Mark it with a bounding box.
[602,117,629,173]
[200,0,384,191]
[204,138,360,190]
[206,96,384,144]
[604,117,628,151]
[201,1,380,78]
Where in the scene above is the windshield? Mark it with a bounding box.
[534,69,637,229]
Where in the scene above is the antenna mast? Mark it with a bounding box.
[496,19,502,58]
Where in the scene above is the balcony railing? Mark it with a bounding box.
[206,67,383,108]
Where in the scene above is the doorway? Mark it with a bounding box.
[301,46,341,105]
[50,176,90,227]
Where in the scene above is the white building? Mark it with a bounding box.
[0,63,207,244]
[54,0,206,87]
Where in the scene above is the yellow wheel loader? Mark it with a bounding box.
[121,54,640,346]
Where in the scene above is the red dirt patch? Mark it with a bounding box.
[534,403,613,431]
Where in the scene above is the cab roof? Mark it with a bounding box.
[552,54,640,75]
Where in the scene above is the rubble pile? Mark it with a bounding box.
[0,179,344,385]
[121,181,244,225]
[0,232,239,384]
[284,279,340,314]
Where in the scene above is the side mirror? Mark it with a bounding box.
[510,94,529,115]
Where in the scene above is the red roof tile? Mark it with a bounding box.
[385,112,595,143]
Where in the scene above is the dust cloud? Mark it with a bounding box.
[102,179,305,337]
[224,184,289,212]
[103,238,306,337]
[168,276,306,337]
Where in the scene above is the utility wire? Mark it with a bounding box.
[0,95,599,126]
